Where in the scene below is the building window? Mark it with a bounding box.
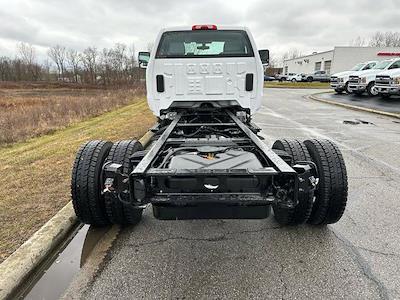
[315,62,321,71]
[324,60,332,74]
[284,66,288,75]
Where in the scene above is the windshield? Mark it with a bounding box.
[351,63,365,71]
[373,60,392,70]
[156,30,254,58]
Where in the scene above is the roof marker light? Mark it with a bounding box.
[192,24,217,30]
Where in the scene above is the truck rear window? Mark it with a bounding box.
[155,30,254,58]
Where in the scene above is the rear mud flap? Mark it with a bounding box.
[152,204,271,220]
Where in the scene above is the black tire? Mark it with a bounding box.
[367,81,378,96]
[353,90,364,96]
[291,78,297,82]
[304,139,348,225]
[272,139,314,225]
[104,140,144,225]
[71,140,113,226]
[307,77,313,82]
[345,82,352,94]
[380,93,391,99]
[334,89,343,94]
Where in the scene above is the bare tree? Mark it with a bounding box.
[128,43,138,82]
[0,56,13,81]
[17,42,39,80]
[349,36,366,46]
[67,49,80,83]
[268,57,281,68]
[48,45,67,80]
[1,42,143,85]
[369,32,385,47]
[81,47,98,84]
[128,43,136,66]
[366,31,400,47]
[282,48,302,61]
[113,43,127,81]
[17,42,35,65]
[42,58,52,81]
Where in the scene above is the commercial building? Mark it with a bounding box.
[282,47,400,75]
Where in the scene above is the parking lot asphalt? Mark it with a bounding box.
[318,91,400,114]
[63,88,400,300]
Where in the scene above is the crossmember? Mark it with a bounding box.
[101,108,313,217]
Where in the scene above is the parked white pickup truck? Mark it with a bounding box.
[330,61,377,94]
[286,73,303,82]
[375,68,400,98]
[348,59,400,96]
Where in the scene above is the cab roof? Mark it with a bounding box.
[159,25,249,32]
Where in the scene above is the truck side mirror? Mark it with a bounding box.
[138,51,150,69]
[258,49,269,65]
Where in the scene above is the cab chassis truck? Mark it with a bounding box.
[71,25,348,226]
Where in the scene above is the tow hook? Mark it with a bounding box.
[309,176,319,190]
[103,177,115,193]
[293,161,319,191]
[102,162,128,194]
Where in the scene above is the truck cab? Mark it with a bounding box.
[139,25,268,117]
[348,59,400,96]
[375,68,400,98]
[330,61,377,94]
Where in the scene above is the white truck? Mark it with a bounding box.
[348,58,400,96]
[375,68,400,98]
[286,73,303,82]
[70,25,348,226]
[330,61,377,94]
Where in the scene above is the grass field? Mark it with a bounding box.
[0,94,155,263]
[264,81,330,89]
[0,83,145,145]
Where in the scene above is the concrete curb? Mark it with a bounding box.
[0,202,77,299]
[0,131,154,300]
[309,92,400,119]
[265,86,330,89]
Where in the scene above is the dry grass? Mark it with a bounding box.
[264,81,330,89]
[0,94,155,263]
[0,85,145,145]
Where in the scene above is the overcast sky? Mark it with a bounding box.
[0,0,399,62]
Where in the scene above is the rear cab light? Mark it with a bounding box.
[192,24,217,30]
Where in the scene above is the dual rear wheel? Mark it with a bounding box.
[71,139,144,226]
[272,138,348,225]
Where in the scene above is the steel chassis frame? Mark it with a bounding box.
[103,108,313,219]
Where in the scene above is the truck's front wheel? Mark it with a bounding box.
[104,140,144,225]
[272,139,314,225]
[71,140,113,226]
[367,81,378,96]
[334,88,343,94]
[345,82,352,94]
